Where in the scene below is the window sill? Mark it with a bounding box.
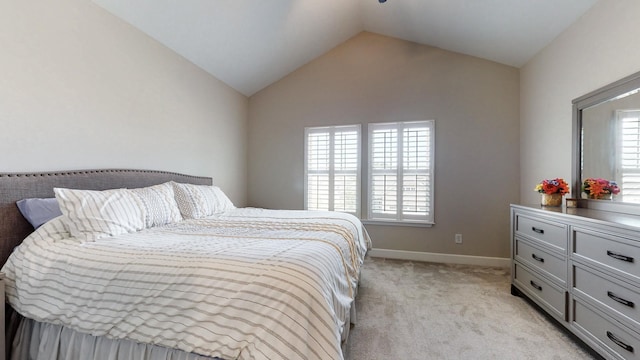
[361,220,434,228]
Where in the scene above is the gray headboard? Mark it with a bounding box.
[0,169,213,267]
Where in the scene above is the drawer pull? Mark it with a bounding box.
[529,280,542,291]
[531,254,545,263]
[606,251,635,263]
[607,291,635,308]
[606,331,634,353]
[531,227,544,234]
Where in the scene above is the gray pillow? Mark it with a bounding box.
[16,198,63,229]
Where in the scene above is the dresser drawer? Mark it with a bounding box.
[573,300,640,360]
[514,263,566,320]
[515,214,567,251]
[515,237,566,285]
[573,228,640,281]
[574,265,640,327]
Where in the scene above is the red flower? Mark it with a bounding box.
[535,178,569,195]
[582,178,619,197]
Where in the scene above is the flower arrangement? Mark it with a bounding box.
[534,178,570,195]
[582,178,620,198]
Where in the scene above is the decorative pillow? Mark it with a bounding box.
[171,182,235,219]
[129,182,182,228]
[54,187,145,241]
[16,197,63,229]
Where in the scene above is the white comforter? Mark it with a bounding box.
[2,208,371,360]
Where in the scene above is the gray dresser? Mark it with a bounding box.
[511,204,640,360]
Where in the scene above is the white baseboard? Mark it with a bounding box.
[368,248,510,268]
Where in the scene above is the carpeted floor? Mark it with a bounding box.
[345,257,599,360]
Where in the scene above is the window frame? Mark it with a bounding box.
[303,124,362,217]
[367,120,435,225]
[303,120,435,226]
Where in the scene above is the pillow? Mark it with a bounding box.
[211,186,235,212]
[54,187,145,241]
[171,182,235,219]
[16,198,63,229]
[129,182,182,228]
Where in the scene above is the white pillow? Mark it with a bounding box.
[211,186,235,212]
[129,182,182,228]
[54,187,145,241]
[171,182,235,219]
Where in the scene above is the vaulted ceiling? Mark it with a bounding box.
[92,0,598,97]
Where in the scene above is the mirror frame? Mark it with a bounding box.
[572,69,640,215]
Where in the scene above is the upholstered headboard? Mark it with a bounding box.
[0,169,213,267]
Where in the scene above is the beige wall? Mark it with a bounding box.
[248,32,519,258]
[520,0,640,205]
[0,0,248,205]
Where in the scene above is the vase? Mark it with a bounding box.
[588,193,612,200]
[541,193,562,207]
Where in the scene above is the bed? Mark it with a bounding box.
[0,169,370,360]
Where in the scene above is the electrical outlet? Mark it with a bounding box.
[455,234,463,244]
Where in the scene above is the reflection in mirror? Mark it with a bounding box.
[573,70,640,214]
[581,89,640,202]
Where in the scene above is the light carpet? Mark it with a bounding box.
[345,257,599,360]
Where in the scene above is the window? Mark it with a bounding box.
[368,121,434,224]
[617,110,640,202]
[304,121,434,225]
[304,125,361,216]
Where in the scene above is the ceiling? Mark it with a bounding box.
[92,0,598,97]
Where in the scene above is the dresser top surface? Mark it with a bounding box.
[512,204,640,232]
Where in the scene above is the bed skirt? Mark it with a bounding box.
[9,304,357,360]
[11,317,217,360]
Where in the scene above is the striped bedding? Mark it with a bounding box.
[2,207,371,360]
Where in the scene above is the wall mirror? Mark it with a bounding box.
[573,70,640,214]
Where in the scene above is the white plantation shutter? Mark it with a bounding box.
[617,110,640,202]
[403,126,431,217]
[370,127,398,216]
[304,125,361,215]
[369,121,434,223]
[306,132,330,210]
[333,130,360,213]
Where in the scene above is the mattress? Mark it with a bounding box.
[3,207,370,360]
